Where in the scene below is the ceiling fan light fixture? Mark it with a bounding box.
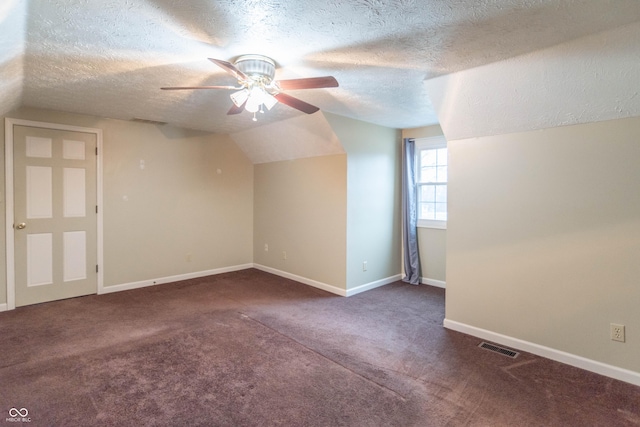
[245,89,263,113]
[262,92,278,110]
[244,86,277,115]
[230,89,249,107]
[162,55,338,120]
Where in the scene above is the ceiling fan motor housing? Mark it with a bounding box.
[235,55,276,84]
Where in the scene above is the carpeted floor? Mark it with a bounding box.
[1,269,639,426]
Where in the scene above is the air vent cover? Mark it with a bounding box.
[478,341,519,358]
[131,118,167,125]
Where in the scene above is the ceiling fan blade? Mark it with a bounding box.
[227,100,247,115]
[161,85,239,90]
[276,76,339,90]
[209,58,248,81]
[274,93,320,114]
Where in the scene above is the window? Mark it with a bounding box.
[416,137,447,228]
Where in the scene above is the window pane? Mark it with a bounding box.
[426,203,436,220]
[436,148,447,165]
[421,166,437,183]
[435,185,447,203]
[436,166,447,182]
[415,142,448,224]
[422,149,437,167]
[421,185,436,202]
[419,203,434,220]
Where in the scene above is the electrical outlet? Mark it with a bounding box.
[363,261,367,271]
[282,251,287,260]
[264,244,268,252]
[186,253,192,262]
[610,323,625,342]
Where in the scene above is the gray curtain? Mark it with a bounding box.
[402,138,421,285]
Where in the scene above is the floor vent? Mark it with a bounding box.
[478,341,519,358]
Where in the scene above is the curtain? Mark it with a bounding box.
[402,138,421,285]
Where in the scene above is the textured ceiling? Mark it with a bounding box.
[4,0,640,133]
[231,113,344,164]
[426,21,640,140]
[0,0,26,116]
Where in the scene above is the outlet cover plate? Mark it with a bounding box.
[611,323,625,342]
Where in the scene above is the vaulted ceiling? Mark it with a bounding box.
[2,0,640,135]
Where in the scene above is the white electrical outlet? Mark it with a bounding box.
[610,323,625,342]
[282,251,287,260]
[363,261,367,271]
[264,244,268,252]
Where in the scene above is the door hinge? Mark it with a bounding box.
[95,147,98,155]
[96,265,99,273]
[96,205,98,214]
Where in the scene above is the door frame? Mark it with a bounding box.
[4,118,104,310]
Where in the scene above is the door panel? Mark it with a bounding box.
[14,125,97,307]
[27,233,53,286]
[63,231,87,282]
[63,168,86,217]
[26,166,53,218]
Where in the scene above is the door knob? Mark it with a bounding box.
[16,222,26,230]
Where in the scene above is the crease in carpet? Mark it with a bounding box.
[237,311,409,402]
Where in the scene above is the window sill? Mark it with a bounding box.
[417,219,447,230]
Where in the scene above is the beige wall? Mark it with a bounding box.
[446,116,640,373]
[253,154,348,288]
[402,125,444,140]
[253,115,401,292]
[2,107,400,304]
[327,114,402,289]
[0,118,6,303]
[402,125,447,283]
[2,107,253,296]
[418,228,446,282]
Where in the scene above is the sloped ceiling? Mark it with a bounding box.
[231,113,344,164]
[0,1,27,117]
[425,21,640,140]
[3,0,640,137]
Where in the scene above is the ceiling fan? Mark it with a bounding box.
[161,55,339,121]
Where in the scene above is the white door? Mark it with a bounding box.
[13,125,97,307]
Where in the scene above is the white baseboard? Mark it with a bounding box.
[253,264,346,296]
[253,265,401,297]
[346,274,402,297]
[422,277,446,289]
[0,303,7,312]
[443,319,640,387]
[100,264,254,295]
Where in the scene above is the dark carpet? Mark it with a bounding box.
[1,269,639,426]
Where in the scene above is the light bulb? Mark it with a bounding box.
[245,87,263,113]
[245,96,261,113]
